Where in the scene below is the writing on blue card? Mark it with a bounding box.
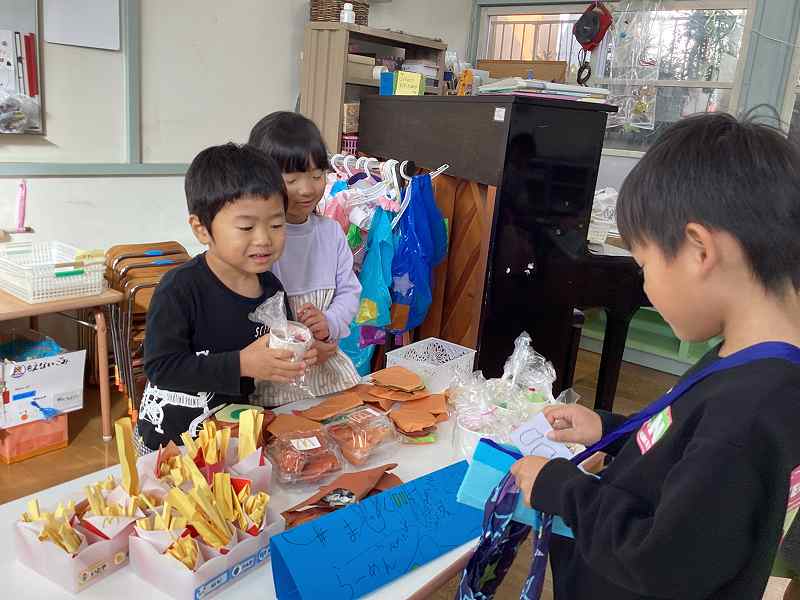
[271,461,482,600]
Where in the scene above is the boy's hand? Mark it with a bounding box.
[240,335,307,383]
[511,456,550,508]
[542,404,603,446]
[297,304,330,341]
[312,339,337,365]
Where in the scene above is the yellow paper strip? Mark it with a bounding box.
[114,417,140,496]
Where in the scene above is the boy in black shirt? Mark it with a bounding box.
[511,114,800,599]
[136,143,317,452]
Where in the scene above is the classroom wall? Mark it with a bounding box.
[140,0,307,163]
[1,0,311,251]
[368,0,473,59]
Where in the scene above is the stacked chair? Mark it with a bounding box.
[105,242,190,422]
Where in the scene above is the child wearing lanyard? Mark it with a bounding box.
[247,112,361,406]
[511,114,800,598]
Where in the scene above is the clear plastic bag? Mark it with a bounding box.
[449,332,561,460]
[0,90,40,133]
[249,292,315,396]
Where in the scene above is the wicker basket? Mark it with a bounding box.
[310,0,369,26]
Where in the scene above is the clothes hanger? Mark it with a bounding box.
[343,155,357,178]
[429,164,450,179]
[330,154,347,178]
[399,160,413,182]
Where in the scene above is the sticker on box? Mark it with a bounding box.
[290,437,321,451]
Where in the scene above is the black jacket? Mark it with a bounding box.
[533,346,800,599]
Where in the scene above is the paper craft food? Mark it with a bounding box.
[115,416,140,496]
[294,392,363,422]
[237,409,264,462]
[266,430,343,484]
[402,393,449,419]
[282,463,402,529]
[180,419,233,468]
[213,405,276,436]
[165,535,201,570]
[371,366,425,392]
[325,406,397,465]
[355,383,395,412]
[389,408,438,434]
[367,386,431,403]
[266,413,323,438]
[20,498,82,554]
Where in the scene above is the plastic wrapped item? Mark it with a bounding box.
[266,430,344,485]
[325,405,397,465]
[501,332,557,404]
[449,332,559,459]
[249,292,315,396]
[0,90,41,133]
[589,187,619,244]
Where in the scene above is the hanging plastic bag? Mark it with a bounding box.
[339,207,395,375]
[389,174,447,333]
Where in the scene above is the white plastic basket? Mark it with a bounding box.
[385,337,476,393]
[0,241,106,303]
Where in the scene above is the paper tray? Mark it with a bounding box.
[14,520,132,593]
[130,507,284,600]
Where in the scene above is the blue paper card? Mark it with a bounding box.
[270,461,482,599]
[456,438,575,537]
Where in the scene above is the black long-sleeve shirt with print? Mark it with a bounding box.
[137,254,287,451]
[532,347,800,599]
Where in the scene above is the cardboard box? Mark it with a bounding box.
[130,508,284,600]
[0,329,86,429]
[0,413,68,464]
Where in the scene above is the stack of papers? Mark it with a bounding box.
[479,77,609,103]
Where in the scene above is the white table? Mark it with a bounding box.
[0,396,478,599]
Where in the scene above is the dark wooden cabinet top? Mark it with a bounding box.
[359,95,616,186]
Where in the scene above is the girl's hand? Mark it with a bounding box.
[542,404,603,446]
[297,303,330,341]
[312,339,338,365]
[511,456,550,508]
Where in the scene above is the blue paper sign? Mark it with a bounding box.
[270,461,482,599]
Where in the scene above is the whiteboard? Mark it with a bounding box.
[43,0,120,51]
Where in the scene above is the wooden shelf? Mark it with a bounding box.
[308,22,447,50]
[346,77,380,88]
[301,22,447,152]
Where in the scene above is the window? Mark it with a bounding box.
[790,73,800,144]
[479,2,752,153]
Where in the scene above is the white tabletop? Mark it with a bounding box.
[0,395,477,599]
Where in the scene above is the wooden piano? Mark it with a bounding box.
[358,94,648,411]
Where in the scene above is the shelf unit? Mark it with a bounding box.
[299,22,447,152]
[580,307,721,376]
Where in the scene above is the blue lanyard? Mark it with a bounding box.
[571,341,800,465]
